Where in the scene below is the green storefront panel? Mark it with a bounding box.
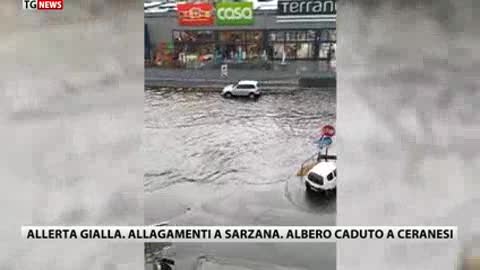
[216,2,254,26]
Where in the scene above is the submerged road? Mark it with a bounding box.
[144,88,336,269]
[146,242,336,270]
[144,88,336,226]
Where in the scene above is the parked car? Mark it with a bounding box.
[221,80,261,99]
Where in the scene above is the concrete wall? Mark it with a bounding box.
[145,10,336,46]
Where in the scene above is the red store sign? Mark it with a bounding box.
[177,3,214,26]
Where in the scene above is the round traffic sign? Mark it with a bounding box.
[321,125,335,137]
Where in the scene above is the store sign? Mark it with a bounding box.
[277,0,336,23]
[177,3,214,26]
[216,2,254,26]
[221,64,228,77]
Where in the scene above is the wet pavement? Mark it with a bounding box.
[144,66,337,91]
[144,88,336,226]
[145,242,336,270]
[145,61,336,82]
[144,87,336,269]
[145,62,336,89]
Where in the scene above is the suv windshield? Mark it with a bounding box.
[307,172,324,185]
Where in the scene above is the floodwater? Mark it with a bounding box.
[144,88,336,270]
[144,89,336,226]
[145,242,336,270]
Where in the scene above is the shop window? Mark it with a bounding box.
[268,30,321,60]
[296,43,313,59]
[284,43,297,60]
[174,43,214,54]
[236,46,247,61]
[269,32,285,42]
[219,44,248,62]
[173,30,214,43]
[245,31,263,43]
[307,30,316,41]
[245,32,263,60]
[294,31,316,42]
[273,43,285,60]
[246,43,262,60]
[320,29,336,42]
[220,31,244,44]
[319,43,334,59]
[329,30,337,42]
[330,43,336,60]
[174,43,215,65]
[285,31,297,42]
[172,30,216,66]
[297,32,306,41]
[217,31,265,62]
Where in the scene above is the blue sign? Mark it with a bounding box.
[314,136,333,148]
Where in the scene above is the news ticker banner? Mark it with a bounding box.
[22,226,457,242]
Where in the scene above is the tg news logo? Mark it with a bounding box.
[23,0,64,10]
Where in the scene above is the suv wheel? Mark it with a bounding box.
[225,92,232,98]
[249,93,256,99]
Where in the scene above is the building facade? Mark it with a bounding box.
[145,9,336,68]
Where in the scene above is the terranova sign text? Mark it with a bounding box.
[277,0,336,23]
[216,2,254,26]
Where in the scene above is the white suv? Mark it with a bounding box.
[221,80,261,99]
[304,160,337,194]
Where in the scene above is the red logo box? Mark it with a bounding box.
[177,3,214,26]
[37,0,63,10]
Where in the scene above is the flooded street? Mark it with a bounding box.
[144,88,336,269]
[144,89,336,226]
[146,242,336,270]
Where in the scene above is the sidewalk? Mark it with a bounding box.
[145,61,336,89]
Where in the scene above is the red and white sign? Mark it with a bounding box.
[23,0,64,10]
[321,125,336,137]
[177,3,214,26]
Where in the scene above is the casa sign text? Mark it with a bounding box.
[216,2,254,26]
[217,7,252,20]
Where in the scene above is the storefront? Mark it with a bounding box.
[145,8,336,68]
[268,29,336,60]
[172,30,264,64]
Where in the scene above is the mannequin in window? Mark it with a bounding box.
[326,44,333,70]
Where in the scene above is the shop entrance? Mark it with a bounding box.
[217,31,264,63]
